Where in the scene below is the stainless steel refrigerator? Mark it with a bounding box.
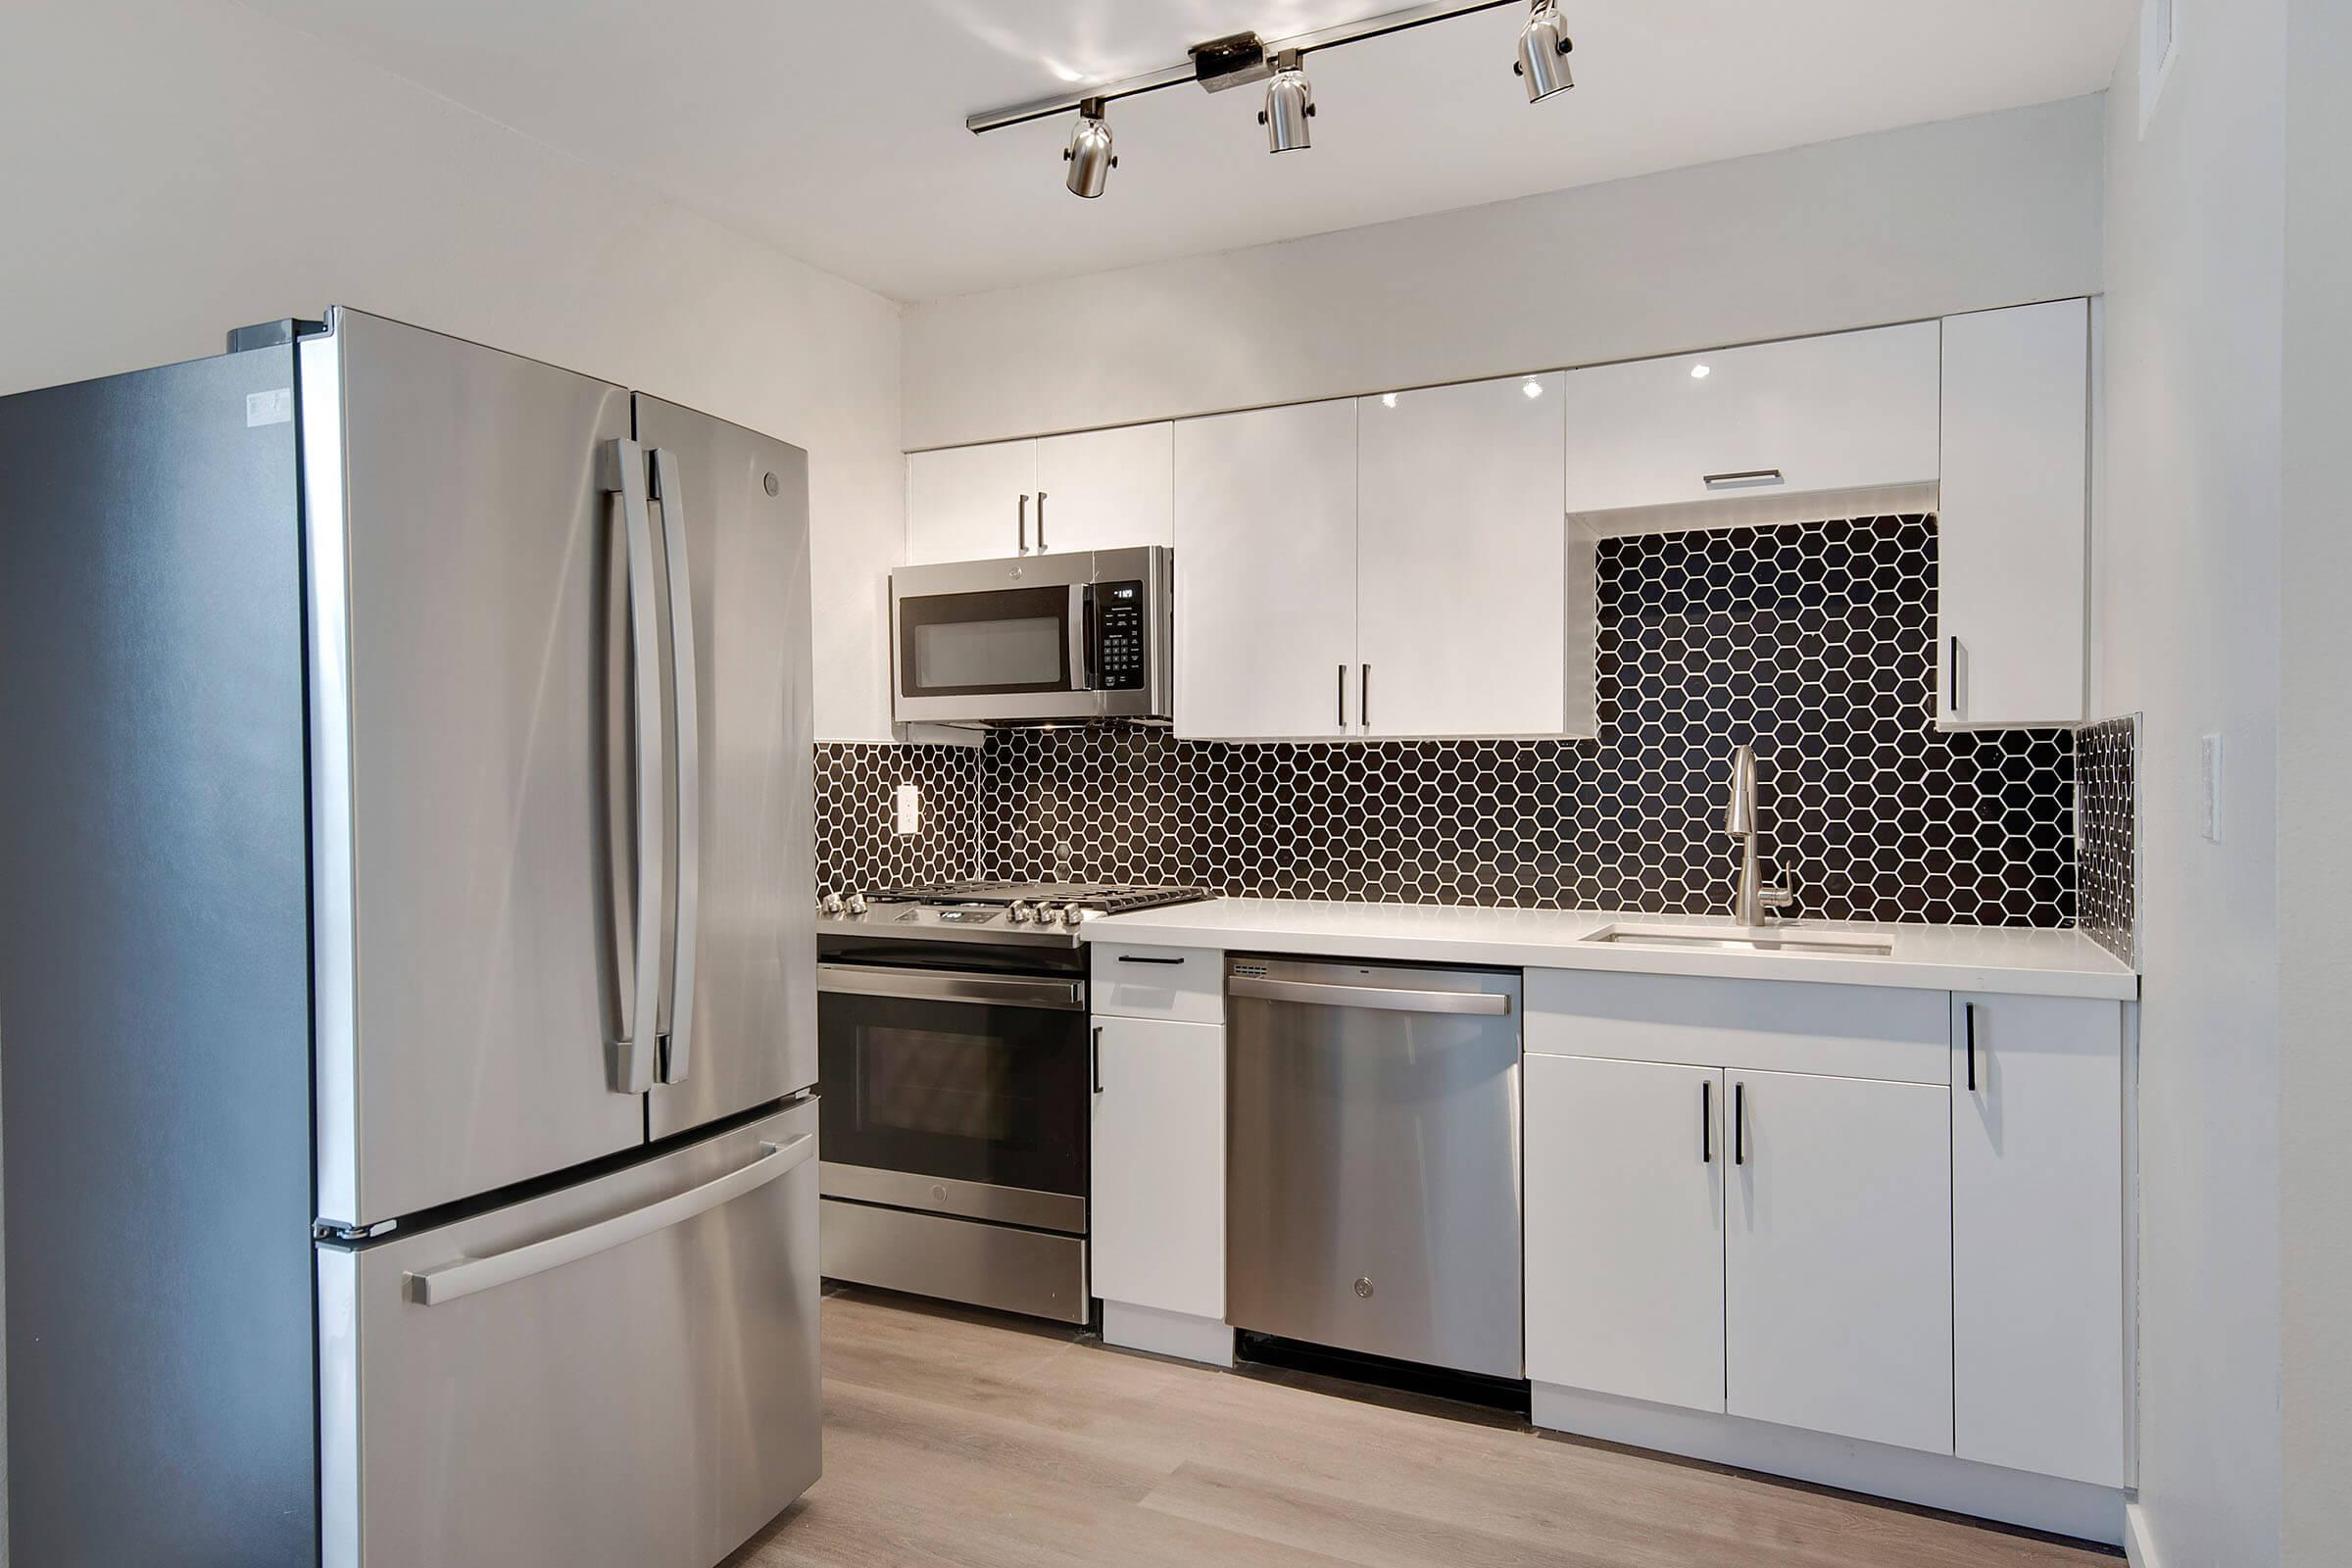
[0,307,821,1567]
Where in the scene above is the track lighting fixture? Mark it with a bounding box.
[974,2,1579,198]
[1514,0,1574,103]
[1062,98,1115,198]
[1259,52,1315,153]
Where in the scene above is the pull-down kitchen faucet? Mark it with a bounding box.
[1725,744,1793,928]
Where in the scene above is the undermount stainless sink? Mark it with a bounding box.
[1581,924,1894,957]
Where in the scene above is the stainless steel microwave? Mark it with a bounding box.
[890,547,1173,726]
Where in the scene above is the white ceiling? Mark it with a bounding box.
[242,0,2133,304]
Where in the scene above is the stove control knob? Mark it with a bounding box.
[1040,905,1066,927]
[1007,900,1035,924]
[1062,903,1087,926]
[819,891,845,916]
[844,892,869,917]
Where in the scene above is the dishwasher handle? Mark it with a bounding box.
[1228,975,1512,1017]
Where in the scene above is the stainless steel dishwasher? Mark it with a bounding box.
[1225,956,1523,1380]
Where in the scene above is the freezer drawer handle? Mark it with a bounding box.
[598,438,664,1096]
[651,446,700,1087]
[406,1133,814,1307]
[1227,975,1511,1016]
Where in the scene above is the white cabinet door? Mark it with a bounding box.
[1560,322,1941,517]
[1173,401,1358,739]
[1726,1069,1952,1454]
[906,438,1034,564]
[1937,300,2090,728]
[1953,994,2126,1485]
[1355,374,1566,737]
[1526,1054,1726,1412]
[1036,423,1172,553]
[1090,1016,1224,1319]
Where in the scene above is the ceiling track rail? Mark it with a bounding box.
[964,0,1523,134]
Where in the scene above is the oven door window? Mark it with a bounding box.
[819,991,1088,1198]
[897,586,1075,699]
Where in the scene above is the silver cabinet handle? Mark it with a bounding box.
[1017,492,1029,554]
[1703,468,1785,490]
[1037,490,1049,552]
[598,438,662,1096]
[1228,975,1510,1016]
[1338,662,1348,728]
[651,447,699,1086]
[1359,663,1370,730]
[407,1134,813,1306]
[1946,634,1966,718]
[816,962,1084,1010]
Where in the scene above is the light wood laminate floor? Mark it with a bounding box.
[726,1288,2118,1568]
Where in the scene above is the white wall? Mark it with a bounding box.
[2098,5,2287,1565]
[2278,0,2352,1562]
[901,96,2106,450]
[0,0,906,743]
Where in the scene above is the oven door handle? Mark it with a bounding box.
[816,963,1085,1011]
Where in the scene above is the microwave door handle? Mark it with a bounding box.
[597,438,662,1096]
[1072,584,1095,695]
[650,446,698,1086]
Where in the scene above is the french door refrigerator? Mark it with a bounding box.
[0,307,821,1567]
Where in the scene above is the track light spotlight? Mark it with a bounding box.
[1063,98,1116,198]
[1515,0,1574,103]
[1259,52,1315,153]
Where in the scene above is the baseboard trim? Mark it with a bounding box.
[1531,1383,2126,1548]
[2123,1500,2160,1567]
[1102,1301,1234,1367]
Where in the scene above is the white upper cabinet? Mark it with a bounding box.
[1035,423,1172,554]
[1174,402,1358,740]
[1725,1068,1953,1455]
[1356,374,1568,738]
[1937,301,2090,728]
[907,424,1171,564]
[1559,322,1941,519]
[906,438,1035,563]
[1951,993,2126,1486]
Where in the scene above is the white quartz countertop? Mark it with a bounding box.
[1081,900,2139,1001]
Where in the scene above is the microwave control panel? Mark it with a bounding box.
[1093,581,1147,691]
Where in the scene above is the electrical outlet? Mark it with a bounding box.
[894,782,921,836]
[2200,733,2223,843]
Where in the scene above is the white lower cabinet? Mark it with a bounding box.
[1724,1069,1953,1454]
[1952,994,2127,1486]
[1089,1015,1223,1321]
[1525,1055,1725,1411]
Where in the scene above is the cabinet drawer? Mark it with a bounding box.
[1090,943,1223,1023]
[1525,969,1948,1084]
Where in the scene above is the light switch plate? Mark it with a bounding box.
[894,782,921,836]
[2200,733,2223,842]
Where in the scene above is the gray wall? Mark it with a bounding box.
[900,96,2106,450]
[2098,3,2287,1562]
[0,0,906,742]
[2279,0,2352,1561]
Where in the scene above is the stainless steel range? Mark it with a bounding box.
[814,881,1211,1322]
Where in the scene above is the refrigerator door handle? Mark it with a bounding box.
[650,446,699,1086]
[599,438,662,1096]
[405,1133,814,1306]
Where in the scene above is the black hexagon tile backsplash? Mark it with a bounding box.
[818,514,2136,932]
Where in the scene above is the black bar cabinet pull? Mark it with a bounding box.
[1091,1025,1102,1094]
[1733,1082,1745,1166]
[1338,663,1348,728]
[1115,954,1185,966]
[1964,1003,1978,1092]
[1701,1080,1713,1164]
